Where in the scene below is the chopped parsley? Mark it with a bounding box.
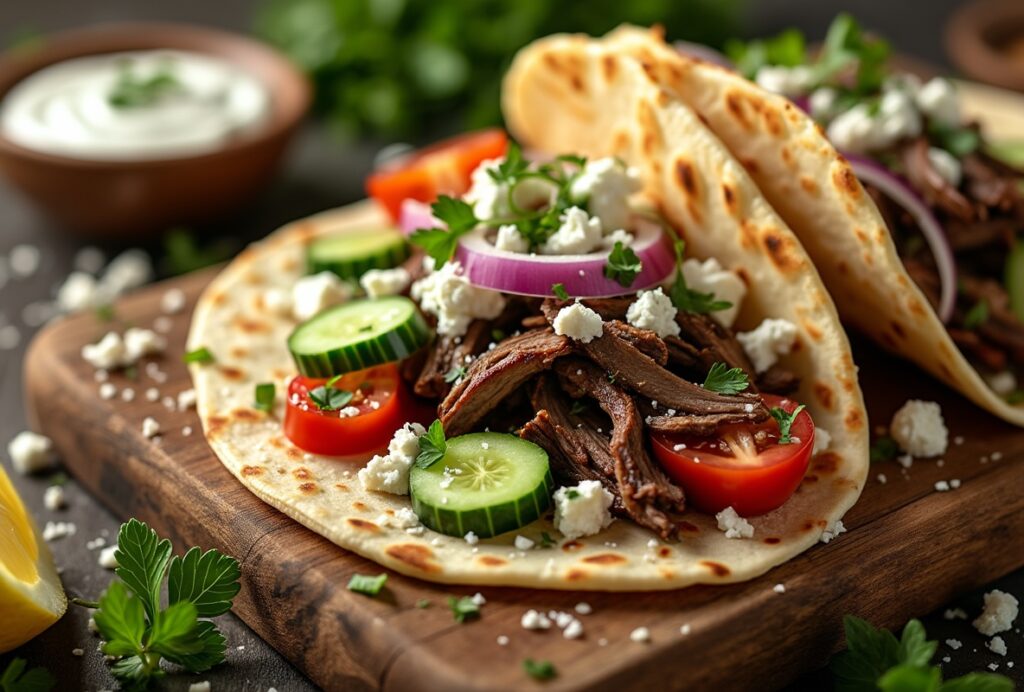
[870,436,899,463]
[539,532,557,548]
[308,375,354,411]
[410,196,480,267]
[603,241,643,287]
[702,362,750,395]
[0,658,55,692]
[490,328,506,342]
[551,282,570,301]
[447,595,480,623]
[669,240,732,315]
[444,365,468,384]
[523,658,557,681]
[253,383,275,413]
[963,299,989,330]
[414,419,447,469]
[108,61,181,109]
[347,573,388,597]
[183,346,215,364]
[565,489,580,500]
[415,599,431,609]
[95,304,116,322]
[770,404,806,444]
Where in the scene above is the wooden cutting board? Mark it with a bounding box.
[23,219,1024,692]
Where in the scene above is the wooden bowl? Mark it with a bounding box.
[946,0,1024,92]
[0,23,311,238]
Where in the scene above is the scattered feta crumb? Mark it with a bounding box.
[890,400,948,457]
[43,485,66,510]
[681,257,746,328]
[88,616,99,634]
[988,663,999,672]
[464,531,479,546]
[569,157,642,230]
[935,481,950,492]
[292,272,352,321]
[142,417,161,438]
[773,583,786,594]
[177,388,198,411]
[496,635,509,646]
[552,302,603,344]
[42,521,77,541]
[974,590,1019,636]
[737,319,798,373]
[471,592,486,606]
[521,609,552,630]
[188,683,211,692]
[494,224,529,253]
[71,648,84,657]
[877,473,887,484]
[680,624,691,635]
[99,383,117,400]
[98,545,119,569]
[755,64,815,97]
[553,480,614,539]
[630,627,651,643]
[626,287,680,338]
[360,267,411,298]
[715,506,754,539]
[411,261,505,337]
[514,535,535,551]
[820,519,846,544]
[56,272,99,312]
[950,479,961,489]
[262,288,292,316]
[160,288,187,314]
[358,422,426,494]
[563,619,584,639]
[86,537,106,550]
[7,431,55,475]
[944,608,968,620]
[946,639,963,650]
[100,250,152,296]
[541,206,603,255]
[9,244,41,277]
[575,602,592,615]
[988,636,1008,656]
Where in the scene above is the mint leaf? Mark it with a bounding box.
[878,664,941,692]
[167,546,241,618]
[114,519,172,623]
[604,241,643,287]
[702,362,750,395]
[447,595,480,623]
[551,282,570,301]
[108,61,181,109]
[93,581,145,657]
[0,658,55,692]
[523,659,557,681]
[162,620,227,673]
[897,619,937,668]
[347,573,388,596]
[147,601,204,659]
[941,673,1015,692]
[669,240,732,315]
[415,419,447,469]
[832,616,902,692]
[770,404,806,444]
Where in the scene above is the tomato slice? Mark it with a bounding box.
[366,129,508,221]
[649,394,814,517]
[283,364,407,457]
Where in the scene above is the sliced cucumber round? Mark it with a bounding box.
[307,229,409,280]
[288,296,431,377]
[410,433,553,539]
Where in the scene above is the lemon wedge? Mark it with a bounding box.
[0,464,66,652]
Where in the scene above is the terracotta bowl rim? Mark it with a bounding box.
[0,21,312,170]
[946,0,1024,91]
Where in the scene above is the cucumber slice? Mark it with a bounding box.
[307,229,409,280]
[410,433,553,539]
[288,296,430,377]
[1007,241,1024,323]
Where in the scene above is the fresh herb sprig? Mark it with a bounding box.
[702,362,750,395]
[444,365,468,384]
[832,616,1012,692]
[108,61,181,109]
[603,241,643,288]
[75,519,240,689]
[669,240,732,315]
[308,375,354,411]
[870,436,899,463]
[183,347,215,365]
[253,383,275,413]
[523,658,557,681]
[0,658,55,692]
[770,404,806,444]
[447,595,480,623]
[551,283,570,301]
[410,196,481,267]
[347,573,388,597]
[415,420,447,469]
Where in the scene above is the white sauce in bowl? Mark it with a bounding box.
[0,50,270,160]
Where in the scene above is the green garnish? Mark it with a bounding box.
[0,658,55,692]
[308,375,354,411]
[491,328,506,342]
[870,436,900,463]
[523,658,557,681]
[963,299,989,330]
[702,362,750,395]
[347,573,388,597]
[48,471,69,487]
[565,489,580,500]
[725,28,807,79]
[928,122,980,158]
[832,616,1012,692]
[78,519,239,688]
[552,282,570,301]
[108,61,181,109]
[410,196,479,267]
[604,241,643,287]
[163,228,235,277]
[539,532,556,548]
[414,420,447,469]
[95,304,116,322]
[487,140,529,185]
[669,240,732,315]
[770,404,806,444]
[447,595,480,623]
[444,365,468,384]
[183,347,215,365]
[123,365,139,381]
[253,383,275,413]
[415,598,431,609]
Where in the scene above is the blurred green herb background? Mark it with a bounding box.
[256,0,741,140]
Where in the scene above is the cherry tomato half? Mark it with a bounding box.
[366,128,508,221]
[284,364,407,457]
[649,394,814,516]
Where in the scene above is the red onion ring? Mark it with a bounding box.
[846,154,958,323]
[454,217,675,298]
[398,199,439,237]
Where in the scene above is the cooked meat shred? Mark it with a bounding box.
[414,319,493,398]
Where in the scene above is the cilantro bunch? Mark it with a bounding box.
[79,519,240,689]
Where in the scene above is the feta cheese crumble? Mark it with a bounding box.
[569,157,642,231]
[494,224,529,253]
[755,65,815,97]
[626,287,679,338]
[42,521,76,541]
[986,371,1018,396]
[973,590,1019,636]
[464,531,479,546]
[916,77,960,127]
[552,302,603,344]
[98,545,119,569]
[715,506,754,539]
[946,638,963,650]
[890,400,948,457]
[927,147,962,188]
[813,428,832,456]
[360,267,411,298]
[820,519,846,544]
[629,627,651,643]
[43,485,66,510]
[737,319,798,373]
[160,288,187,314]
[292,271,352,321]
[553,480,614,539]
[7,431,55,475]
[988,636,1008,657]
[56,272,99,312]
[411,261,505,337]
[262,288,292,316]
[514,535,535,551]
[357,423,426,494]
[142,417,161,438]
[540,206,603,255]
[773,583,786,594]
[680,257,746,328]
[521,609,552,630]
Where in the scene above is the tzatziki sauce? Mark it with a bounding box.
[0,50,270,160]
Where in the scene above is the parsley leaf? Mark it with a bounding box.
[415,419,447,469]
[770,404,806,444]
[725,28,807,78]
[870,436,900,463]
[253,382,275,413]
[523,659,557,681]
[964,299,989,330]
[108,61,181,109]
[551,282,570,301]
[164,621,227,673]
[929,122,980,158]
[566,489,580,500]
[604,241,643,287]
[410,196,479,267]
[147,601,204,660]
[93,581,146,657]
[347,573,388,597]
[95,304,116,322]
[0,658,55,692]
[444,365,468,384]
[539,532,557,548]
[669,240,732,315]
[447,595,480,623]
[308,375,354,411]
[167,546,242,617]
[183,346,215,364]
[115,518,172,623]
[487,140,528,185]
[415,598,431,609]
[702,362,750,395]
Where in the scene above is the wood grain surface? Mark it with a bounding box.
[21,252,1024,692]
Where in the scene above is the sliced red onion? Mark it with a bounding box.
[454,217,675,298]
[398,198,440,236]
[673,40,734,70]
[846,154,957,323]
